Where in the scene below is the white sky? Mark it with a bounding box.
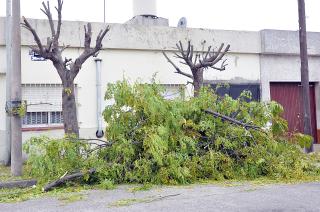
[0,0,319,31]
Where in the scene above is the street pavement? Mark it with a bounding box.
[1,182,320,212]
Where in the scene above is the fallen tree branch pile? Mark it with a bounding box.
[204,109,261,130]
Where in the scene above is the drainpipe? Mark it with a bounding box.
[95,58,104,138]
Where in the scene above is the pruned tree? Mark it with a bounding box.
[163,41,230,96]
[22,0,110,137]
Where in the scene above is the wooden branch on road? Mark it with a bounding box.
[43,168,96,192]
[0,179,37,189]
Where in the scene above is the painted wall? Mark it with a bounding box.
[260,30,320,139]
[0,74,7,164]
[0,17,262,150]
[1,18,320,162]
[17,48,260,138]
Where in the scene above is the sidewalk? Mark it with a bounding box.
[1,182,320,212]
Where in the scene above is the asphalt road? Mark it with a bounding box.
[1,182,320,212]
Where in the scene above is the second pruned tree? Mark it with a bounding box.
[163,41,230,96]
[22,0,110,137]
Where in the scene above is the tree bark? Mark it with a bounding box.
[22,0,109,138]
[193,69,203,97]
[62,80,79,137]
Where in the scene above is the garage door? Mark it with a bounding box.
[270,82,318,143]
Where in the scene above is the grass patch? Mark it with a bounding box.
[129,183,153,192]
[0,184,91,203]
[0,165,33,182]
[241,187,259,192]
[109,193,181,207]
[0,165,10,180]
[58,193,86,204]
[98,179,116,190]
[197,175,320,188]
[109,198,149,207]
[0,187,42,203]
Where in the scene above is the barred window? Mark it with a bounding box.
[161,84,185,100]
[22,111,63,126]
[50,111,63,124]
[21,84,76,128]
[23,112,48,125]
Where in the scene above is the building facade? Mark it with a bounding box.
[0,17,320,163]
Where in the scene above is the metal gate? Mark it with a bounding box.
[270,82,318,143]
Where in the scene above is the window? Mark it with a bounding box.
[161,84,185,100]
[23,112,48,125]
[210,84,260,101]
[21,84,75,129]
[50,111,63,124]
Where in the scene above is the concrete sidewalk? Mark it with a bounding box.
[1,182,320,212]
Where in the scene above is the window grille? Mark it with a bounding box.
[161,84,185,100]
[50,111,63,124]
[21,84,76,128]
[22,112,48,125]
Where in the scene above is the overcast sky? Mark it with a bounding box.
[0,0,320,31]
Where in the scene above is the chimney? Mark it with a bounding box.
[126,0,169,26]
[133,0,157,17]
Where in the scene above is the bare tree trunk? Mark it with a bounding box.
[193,69,203,97]
[22,0,110,138]
[62,81,79,137]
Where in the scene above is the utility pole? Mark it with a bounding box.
[4,0,12,166]
[104,0,106,23]
[10,0,22,176]
[298,0,314,153]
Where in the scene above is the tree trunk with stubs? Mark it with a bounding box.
[192,68,204,97]
[62,81,79,137]
[163,41,230,97]
[22,0,110,137]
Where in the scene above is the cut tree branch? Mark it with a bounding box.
[71,24,110,79]
[54,0,63,46]
[43,168,96,192]
[0,180,37,189]
[41,1,55,37]
[162,51,193,79]
[204,109,260,130]
[163,40,230,96]
[22,17,44,54]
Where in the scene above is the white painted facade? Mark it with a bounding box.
[0,17,320,162]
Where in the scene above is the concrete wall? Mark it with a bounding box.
[1,18,320,162]
[0,17,262,148]
[0,18,261,53]
[17,48,260,139]
[0,74,7,164]
[260,55,320,101]
[260,30,320,137]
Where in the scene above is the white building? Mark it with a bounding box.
[1,11,320,163]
